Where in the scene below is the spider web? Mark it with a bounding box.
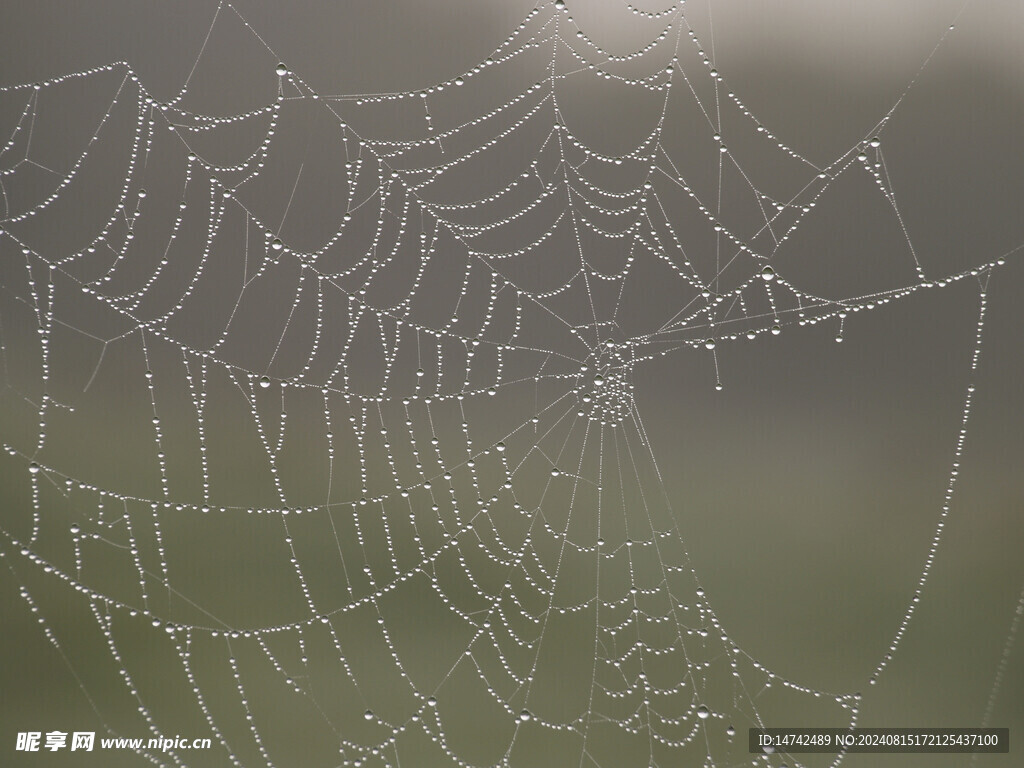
[0,1,1020,767]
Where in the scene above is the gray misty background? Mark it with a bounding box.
[0,1,1022,767]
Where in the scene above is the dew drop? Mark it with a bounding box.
[761,265,775,281]
[271,238,283,251]
[259,376,271,389]
[697,705,710,719]
[364,710,374,721]
[276,63,288,77]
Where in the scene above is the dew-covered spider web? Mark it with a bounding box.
[1,1,1022,767]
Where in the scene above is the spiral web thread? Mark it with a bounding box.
[0,1,1017,766]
